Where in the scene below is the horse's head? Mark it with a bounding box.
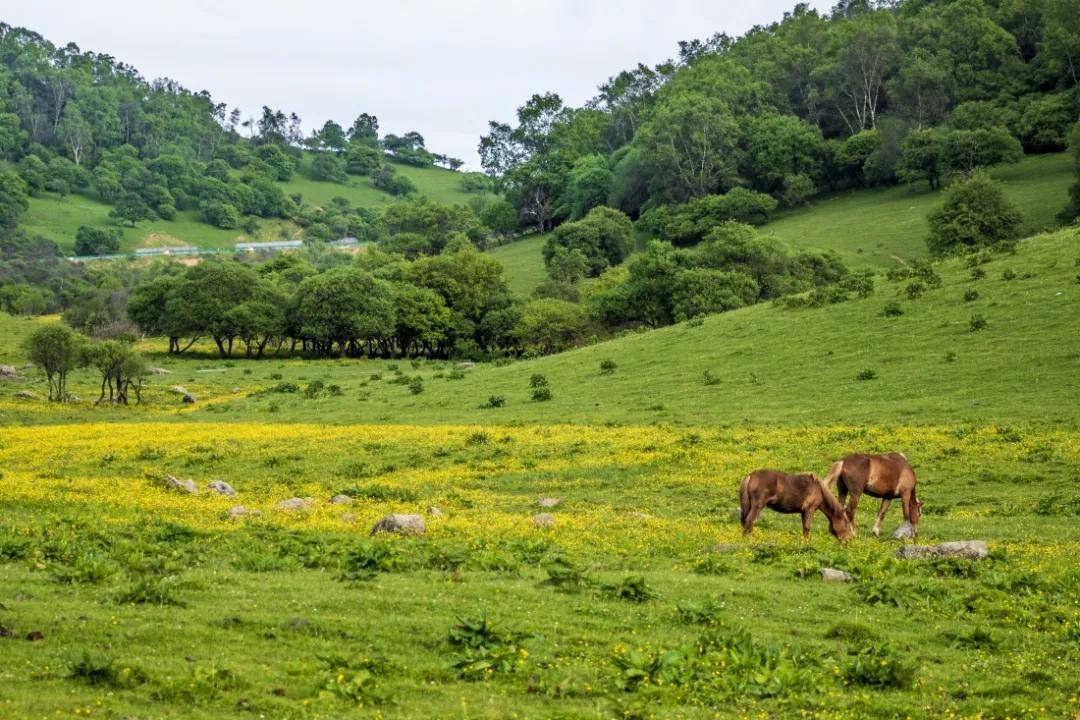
[828,510,855,543]
[911,499,924,526]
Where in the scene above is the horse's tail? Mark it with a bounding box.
[823,460,844,490]
[738,474,752,523]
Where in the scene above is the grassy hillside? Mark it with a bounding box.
[487,153,1073,298]
[3,226,1078,428]
[18,154,480,254]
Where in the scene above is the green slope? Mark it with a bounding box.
[487,153,1073,298]
[18,153,481,254]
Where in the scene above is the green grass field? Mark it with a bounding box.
[18,153,481,254]
[1,225,1077,718]
[487,153,1074,298]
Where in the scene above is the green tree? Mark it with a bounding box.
[315,120,348,153]
[311,153,348,182]
[84,339,147,404]
[295,266,396,356]
[0,170,30,230]
[345,141,382,175]
[1059,119,1080,223]
[24,324,85,401]
[563,154,613,220]
[518,298,589,354]
[200,200,241,229]
[108,193,150,227]
[897,128,946,189]
[927,171,1023,255]
[74,226,121,256]
[543,206,633,277]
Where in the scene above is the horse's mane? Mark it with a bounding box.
[815,477,845,517]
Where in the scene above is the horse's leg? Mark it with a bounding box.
[872,499,892,538]
[899,490,916,538]
[801,510,813,541]
[742,502,763,536]
[845,488,863,534]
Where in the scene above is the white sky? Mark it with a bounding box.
[6,1,823,169]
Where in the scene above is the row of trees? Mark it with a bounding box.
[480,0,1079,233]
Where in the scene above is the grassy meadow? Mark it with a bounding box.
[1,224,1079,717]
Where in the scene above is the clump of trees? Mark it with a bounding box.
[23,323,146,403]
[927,172,1023,255]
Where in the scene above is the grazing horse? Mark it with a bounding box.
[739,469,854,542]
[823,452,923,538]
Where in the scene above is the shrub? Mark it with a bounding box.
[927,171,1022,256]
[407,377,424,395]
[905,281,926,299]
[603,575,655,603]
[270,381,299,394]
[970,267,986,280]
[944,351,958,363]
[856,368,877,381]
[74,226,121,256]
[529,374,548,388]
[68,652,148,688]
[316,655,389,706]
[969,314,988,331]
[599,359,617,375]
[337,542,400,582]
[882,300,903,317]
[448,616,529,681]
[963,289,979,302]
[482,395,505,409]
[677,598,727,626]
[702,370,721,386]
[1001,268,1016,280]
[541,556,593,592]
[531,386,552,402]
[843,642,916,689]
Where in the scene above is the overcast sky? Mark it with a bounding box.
[6,1,822,169]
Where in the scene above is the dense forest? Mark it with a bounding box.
[1,0,1079,361]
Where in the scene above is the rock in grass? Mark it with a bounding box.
[275,497,311,512]
[897,540,988,560]
[820,568,854,582]
[891,521,916,540]
[14,390,36,400]
[537,497,562,508]
[228,505,249,519]
[164,474,198,495]
[150,367,171,375]
[454,361,476,370]
[427,505,444,517]
[182,393,197,404]
[169,385,187,394]
[207,480,236,497]
[533,513,556,528]
[370,514,425,536]
[340,512,356,524]
[0,365,17,377]
[329,494,353,505]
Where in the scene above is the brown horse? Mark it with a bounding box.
[823,452,923,538]
[739,469,854,542]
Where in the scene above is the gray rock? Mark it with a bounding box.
[329,494,353,505]
[228,505,249,519]
[169,385,187,394]
[897,540,988,560]
[454,361,476,370]
[231,387,241,393]
[276,497,311,512]
[182,393,197,404]
[207,480,236,497]
[820,568,854,582]
[14,390,36,400]
[0,365,17,377]
[537,497,562,508]
[370,514,425,535]
[164,474,198,495]
[891,521,916,540]
[150,367,171,375]
[427,505,445,517]
[533,513,556,528]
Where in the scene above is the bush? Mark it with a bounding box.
[603,575,655,603]
[963,289,979,302]
[531,386,552,402]
[599,359,617,375]
[843,642,916,689]
[702,370,721,386]
[372,166,415,196]
[856,368,877,381]
[1001,268,1016,280]
[882,300,903,317]
[74,225,120,256]
[311,153,348,183]
[969,314,988,331]
[482,395,505,408]
[970,267,987,280]
[529,374,548,388]
[927,172,1023,256]
[407,377,424,395]
[905,281,926,299]
[201,200,241,229]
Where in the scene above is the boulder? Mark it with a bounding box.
[169,385,187,394]
[14,390,36,400]
[370,514,425,536]
[891,521,917,540]
[164,474,198,495]
[207,480,236,497]
[150,367,171,375]
[533,513,556,528]
[820,568,854,582]
[182,393,197,404]
[0,365,17,377]
[897,540,988,560]
[427,505,445,517]
[231,387,241,393]
[228,505,249,519]
[275,497,311,512]
[454,361,476,370]
[329,494,353,505]
[537,497,562,508]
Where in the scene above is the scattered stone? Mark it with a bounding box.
[329,494,353,505]
[340,512,356,524]
[14,390,36,400]
[370,514,425,535]
[25,630,44,641]
[891,521,916,540]
[150,367,171,375]
[820,568,854,582]
[533,513,556,528]
[708,543,740,554]
[626,511,651,521]
[182,393,197,404]
[164,474,198,495]
[427,505,445,517]
[231,387,241,393]
[207,480,236,497]
[454,361,476,370]
[228,505,249,519]
[0,365,17,377]
[897,540,988,560]
[537,497,561,508]
[169,385,187,394]
[275,497,311,512]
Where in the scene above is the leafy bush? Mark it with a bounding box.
[482,395,505,409]
[856,368,877,381]
[969,314,989,331]
[407,377,424,395]
[843,642,916,688]
[677,597,727,626]
[963,289,979,302]
[316,655,389,706]
[702,370,721,386]
[68,652,147,688]
[599,359,617,375]
[531,386,552,402]
[927,171,1022,256]
[603,575,655,603]
[882,300,903,317]
[337,542,400,582]
[970,266,987,280]
[448,616,530,680]
[529,374,548,388]
[115,573,189,606]
[541,556,593,592]
[1002,268,1016,280]
[905,280,926,299]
